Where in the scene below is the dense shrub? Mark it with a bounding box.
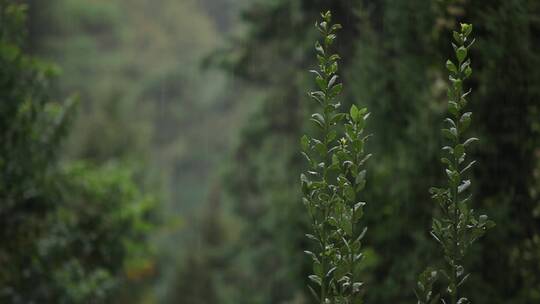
[0,2,155,302]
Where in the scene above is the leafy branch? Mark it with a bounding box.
[301,11,370,304]
[415,23,495,304]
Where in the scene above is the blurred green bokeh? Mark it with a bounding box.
[1,0,539,303]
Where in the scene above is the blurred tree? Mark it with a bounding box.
[0,2,155,303]
[458,0,540,302]
[346,1,450,302]
[195,0,540,303]
[11,0,538,303]
[352,2,540,303]
[26,0,254,301]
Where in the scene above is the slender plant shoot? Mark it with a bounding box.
[301,11,371,304]
[415,23,495,304]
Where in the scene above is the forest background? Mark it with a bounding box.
[2,0,539,303]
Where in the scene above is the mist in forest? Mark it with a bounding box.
[2,0,539,303]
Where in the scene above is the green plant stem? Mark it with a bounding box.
[302,11,369,303]
[452,153,458,304]
[451,82,460,304]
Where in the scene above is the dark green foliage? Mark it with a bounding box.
[346,2,444,302]
[14,0,534,303]
[204,1,540,303]
[415,23,494,304]
[1,0,537,303]
[26,1,248,300]
[0,2,155,303]
[461,1,540,302]
[0,4,72,298]
[347,2,443,301]
[342,1,540,303]
[301,11,370,304]
[50,162,155,303]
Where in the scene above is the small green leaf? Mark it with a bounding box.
[464,66,472,78]
[305,233,318,242]
[352,282,364,293]
[445,118,457,128]
[329,83,342,97]
[304,250,318,262]
[311,113,325,127]
[457,297,470,304]
[452,78,463,92]
[461,23,473,37]
[456,46,467,63]
[316,54,325,65]
[345,185,355,201]
[301,135,309,151]
[463,137,479,147]
[449,101,459,117]
[460,112,472,130]
[446,169,460,185]
[353,203,365,221]
[460,160,476,174]
[328,75,338,88]
[331,23,342,31]
[329,54,341,61]
[309,91,325,104]
[316,75,326,90]
[453,31,462,44]
[325,34,335,46]
[458,180,471,193]
[350,104,359,122]
[328,61,338,74]
[454,144,465,158]
[446,60,458,73]
[314,141,326,156]
[301,173,310,194]
[441,157,453,168]
[309,69,321,77]
[330,113,346,124]
[442,129,457,141]
[308,274,322,286]
[327,130,337,142]
[315,41,324,55]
